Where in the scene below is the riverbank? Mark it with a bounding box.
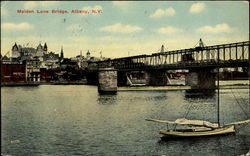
[1,80,87,87]
[1,80,248,90]
[1,82,40,87]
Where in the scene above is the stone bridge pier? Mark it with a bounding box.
[185,68,216,90]
[98,67,117,94]
[89,67,216,91]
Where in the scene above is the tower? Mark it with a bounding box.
[86,50,90,60]
[60,46,64,60]
[100,51,102,60]
[36,42,44,57]
[11,42,20,58]
[198,38,205,48]
[44,42,48,54]
[160,45,164,53]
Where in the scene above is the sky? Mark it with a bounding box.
[1,1,249,58]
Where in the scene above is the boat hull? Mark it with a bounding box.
[160,125,235,137]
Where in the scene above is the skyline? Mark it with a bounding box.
[1,1,249,58]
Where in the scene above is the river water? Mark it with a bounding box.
[1,81,250,156]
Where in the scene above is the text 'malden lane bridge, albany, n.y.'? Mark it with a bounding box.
[86,39,249,93]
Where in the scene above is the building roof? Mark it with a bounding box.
[44,43,48,51]
[43,52,60,60]
[87,50,90,55]
[37,43,43,50]
[12,43,19,51]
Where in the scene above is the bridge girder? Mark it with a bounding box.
[89,41,249,71]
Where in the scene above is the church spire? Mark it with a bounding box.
[44,42,47,51]
[60,46,64,59]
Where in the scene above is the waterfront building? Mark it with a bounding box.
[58,58,81,81]
[1,55,10,61]
[41,51,60,69]
[20,47,36,57]
[26,57,41,82]
[1,61,26,83]
[36,42,48,58]
[10,42,48,60]
[11,43,21,58]
[71,50,88,69]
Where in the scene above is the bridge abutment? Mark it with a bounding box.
[185,69,215,89]
[98,68,117,94]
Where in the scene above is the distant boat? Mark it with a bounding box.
[146,66,250,138]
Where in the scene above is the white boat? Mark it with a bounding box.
[146,118,250,138]
[146,66,250,138]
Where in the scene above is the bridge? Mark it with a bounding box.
[87,40,249,93]
[94,40,249,70]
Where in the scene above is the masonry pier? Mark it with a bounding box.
[98,68,117,94]
[185,68,216,89]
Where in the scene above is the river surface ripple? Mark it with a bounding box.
[1,83,250,156]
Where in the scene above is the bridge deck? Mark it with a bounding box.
[89,41,249,71]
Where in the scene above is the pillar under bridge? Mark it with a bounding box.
[88,67,216,90]
[185,68,216,90]
[98,67,117,94]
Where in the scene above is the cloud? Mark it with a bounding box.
[2,22,34,30]
[197,24,234,33]
[150,9,165,18]
[157,26,183,34]
[112,1,130,8]
[190,3,205,14]
[24,1,58,9]
[150,8,175,18]
[165,8,175,16]
[112,1,134,11]
[100,23,143,34]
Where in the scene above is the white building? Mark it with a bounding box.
[26,57,41,82]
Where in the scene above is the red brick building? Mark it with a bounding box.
[1,61,26,83]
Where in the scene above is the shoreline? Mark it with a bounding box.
[1,82,248,90]
[0,81,87,87]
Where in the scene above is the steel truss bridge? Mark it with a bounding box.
[91,41,249,71]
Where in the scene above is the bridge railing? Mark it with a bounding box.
[92,41,249,70]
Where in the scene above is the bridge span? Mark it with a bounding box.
[94,41,249,71]
[87,40,249,93]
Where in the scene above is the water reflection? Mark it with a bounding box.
[97,95,117,105]
[185,90,216,99]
